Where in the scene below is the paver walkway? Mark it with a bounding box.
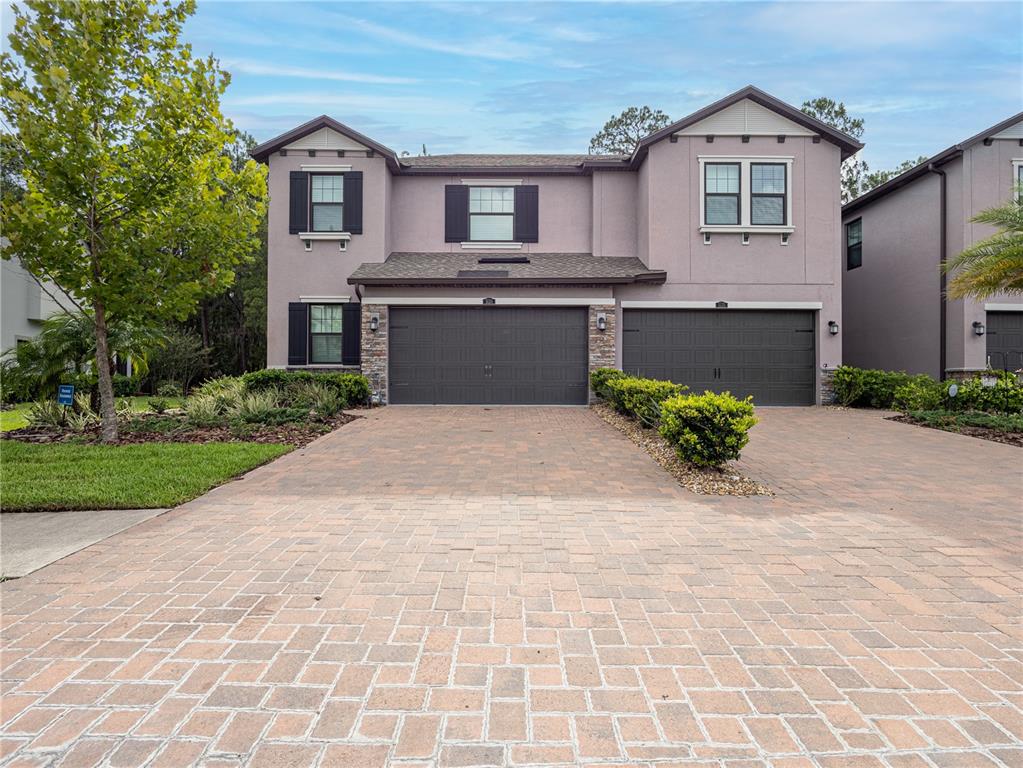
[1,406,1020,767]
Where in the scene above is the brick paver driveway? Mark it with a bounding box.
[2,407,1021,767]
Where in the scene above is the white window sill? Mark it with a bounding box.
[298,231,352,241]
[699,225,795,234]
[460,241,522,250]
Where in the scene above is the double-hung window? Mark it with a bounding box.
[469,187,514,241]
[750,163,787,225]
[309,304,343,363]
[311,175,344,232]
[846,218,862,270]
[1014,160,1023,203]
[704,163,741,226]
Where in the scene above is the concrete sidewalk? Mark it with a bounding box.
[0,508,166,578]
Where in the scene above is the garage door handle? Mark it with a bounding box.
[483,364,493,378]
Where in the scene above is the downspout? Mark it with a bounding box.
[354,283,362,302]
[926,163,947,378]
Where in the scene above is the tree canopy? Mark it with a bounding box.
[1,0,267,440]
[589,106,671,155]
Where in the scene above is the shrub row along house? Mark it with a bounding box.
[251,85,1021,406]
[842,113,1023,379]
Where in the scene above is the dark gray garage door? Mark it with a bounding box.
[987,311,1023,370]
[389,306,588,404]
[623,309,816,406]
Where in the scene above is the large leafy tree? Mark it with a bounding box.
[1,0,267,441]
[945,193,1023,300]
[589,106,671,155]
[800,97,866,203]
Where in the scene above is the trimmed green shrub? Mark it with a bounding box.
[241,369,313,392]
[240,369,371,407]
[892,378,944,412]
[907,409,1023,433]
[605,376,687,427]
[658,391,758,468]
[156,381,183,398]
[312,372,370,406]
[590,367,626,399]
[949,372,1023,415]
[112,373,137,397]
[148,398,170,414]
[832,366,934,409]
[294,382,343,418]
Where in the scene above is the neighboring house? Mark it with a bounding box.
[251,85,860,406]
[842,113,1023,379]
[1,255,66,353]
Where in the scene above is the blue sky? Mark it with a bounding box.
[7,2,1023,169]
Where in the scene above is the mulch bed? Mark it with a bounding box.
[888,414,1023,448]
[592,402,771,497]
[1,411,360,449]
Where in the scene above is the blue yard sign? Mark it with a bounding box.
[57,384,75,406]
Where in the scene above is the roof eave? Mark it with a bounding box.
[843,149,962,216]
[348,273,665,287]
[249,115,401,171]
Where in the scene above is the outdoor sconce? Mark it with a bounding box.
[973,321,986,336]
[369,314,380,332]
[828,320,840,335]
[596,313,608,332]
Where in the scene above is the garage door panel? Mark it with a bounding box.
[987,312,1023,369]
[623,309,815,406]
[389,306,588,405]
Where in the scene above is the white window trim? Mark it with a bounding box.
[984,303,1023,312]
[298,231,351,241]
[300,164,353,172]
[460,178,522,186]
[698,155,795,233]
[299,295,351,303]
[460,241,522,250]
[1012,159,1023,194]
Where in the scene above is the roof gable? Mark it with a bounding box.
[633,85,863,163]
[674,98,816,138]
[284,126,370,153]
[992,119,1023,140]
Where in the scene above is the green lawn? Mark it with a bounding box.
[1,396,183,432]
[1,441,290,511]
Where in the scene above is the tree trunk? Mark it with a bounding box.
[94,299,118,442]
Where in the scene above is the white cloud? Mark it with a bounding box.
[346,17,544,62]
[221,59,417,85]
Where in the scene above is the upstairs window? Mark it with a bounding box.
[309,304,343,363]
[1015,160,1023,202]
[704,163,740,225]
[469,187,515,241]
[751,163,787,225]
[311,174,343,232]
[846,218,862,270]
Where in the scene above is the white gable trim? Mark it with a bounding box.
[285,126,369,153]
[993,120,1023,140]
[676,98,816,138]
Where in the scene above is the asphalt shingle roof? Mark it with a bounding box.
[348,252,665,285]
[399,154,628,169]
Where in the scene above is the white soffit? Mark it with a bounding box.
[676,99,816,138]
[992,120,1023,140]
[284,126,369,153]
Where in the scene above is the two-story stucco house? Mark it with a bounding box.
[841,113,1023,379]
[251,85,861,406]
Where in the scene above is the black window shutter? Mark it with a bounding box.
[344,172,363,234]
[342,303,361,365]
[514,185,539,243]
[289,171,308,234]
[287,302,308,365]
[444,185,469,242]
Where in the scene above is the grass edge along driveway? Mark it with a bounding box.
[1,441,290,512]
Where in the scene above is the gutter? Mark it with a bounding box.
[926,162,948,378]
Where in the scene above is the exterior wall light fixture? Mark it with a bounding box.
[828,320,840,335]
[369,314,380,332]
[973,321,985,336]
[596,313,608,332]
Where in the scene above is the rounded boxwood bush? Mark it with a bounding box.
[658,391,758,468]
[605,376,686,427]
[590,367,626,399]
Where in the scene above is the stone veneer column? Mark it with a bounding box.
[819,367,837,406]
[588,304,616,401]
[361,304,388,404]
